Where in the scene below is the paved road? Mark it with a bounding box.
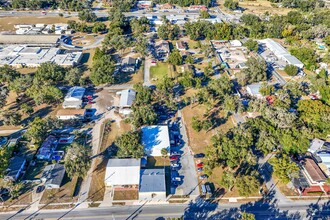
[143,58,151,86]
[3,201,330,220]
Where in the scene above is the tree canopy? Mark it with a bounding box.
[115,131,144,158]
[64,142,91,178]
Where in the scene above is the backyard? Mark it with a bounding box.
[150,62,169,82]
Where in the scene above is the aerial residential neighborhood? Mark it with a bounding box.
[0,0,329,219]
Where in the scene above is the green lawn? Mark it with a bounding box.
[187,40,200,49]
[150,62,169,82]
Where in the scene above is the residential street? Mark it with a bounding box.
[4,200,330,220]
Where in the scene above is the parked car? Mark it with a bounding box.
[171,163,180,168]
[194,153,205,158]
[171,151,181,156]
[36,185,45,193]
[196,163,204,168]
[197,167,203,172]
[199,174,208,180]
[170,155,179,161]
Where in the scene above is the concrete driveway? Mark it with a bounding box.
[143,58,152,86]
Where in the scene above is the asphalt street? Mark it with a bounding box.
[2,201,330,220]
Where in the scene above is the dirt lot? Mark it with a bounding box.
[181,104,234,154]
[113,189,138,200]
[146,156,170,168]
[0,16,78,31]
[88,119,132,202]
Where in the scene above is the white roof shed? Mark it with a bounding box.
[142,125,170,157]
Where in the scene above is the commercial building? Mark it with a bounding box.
[104,158,141,188]
[259,38,304,68]
[4,156,26,182]
[0,34,60,46]
[137,1,153,9]
[0,45,82,67]
[139,169,166,201]
[63,87,85,109]
[142,125,170,156]
[14,24,72,35]
[41,164,66,189]
[56,109,86,120]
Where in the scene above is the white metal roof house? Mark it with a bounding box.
[116,89,136,116]
[105,158,141,187]
[62,86,85,109]
[308,138,325,154]
[56,109,86,120]
[246,83,263,99]
[139,169,166,201]
[4,156,26,182]
[141,125,170,157]
[41,163,66,189]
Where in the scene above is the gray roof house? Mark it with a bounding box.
[121,57,137,72]
[41,163,66,189]
[139,168,166,201]
[4,156,26,182]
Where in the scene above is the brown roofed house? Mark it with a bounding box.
[160,3,174,9]
[302,158,327,185]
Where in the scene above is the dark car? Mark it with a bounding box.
[197,167,203,172]
[199,174,208,180]
[194,153,205,158]
[36,185,45,193]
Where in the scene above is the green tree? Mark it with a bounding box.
[168,49,183,65]
[259,82,275,96]
[130,104,157,128]
[20,103,34,115]
[1,111,21,126]
[269,154,299,184]
[90,55,115,85]
[65,68,82,86]
[0,86,9,109]
[9,75,33,94]
[185,54,194,64]
[78,9,97,22]
[0,65,19,83]
[236,174,260,197]
[115,131,144,158]
[200,10,210,18]
[27,85,62,105]
[133,83,152,105]
[92,22,107,33]
[25,117,48,145]
[284,64,298,76]
[223,95,238,117]
[161,148,168,157]
[237,57,268,86]
[0,146,13,178]
[64,142,91,178]
[244,39,258,52]
[158,22,180,40]
[224,0,238,10]
[220,171,236,191]
[240,212,256,220]
[35,62,64,85]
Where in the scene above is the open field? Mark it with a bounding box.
[0,16,78,31]
[217,0,292,15]
[150,62,169,82]
[182,104,234,154]
[146,156,170,168]
[113,189,138,200]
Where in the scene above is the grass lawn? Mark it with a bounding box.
[187,40,200,50]
[150,62,169,82]
[273,175,299,196]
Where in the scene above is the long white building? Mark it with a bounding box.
[259,38,304,69]
[0,45,82,67]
